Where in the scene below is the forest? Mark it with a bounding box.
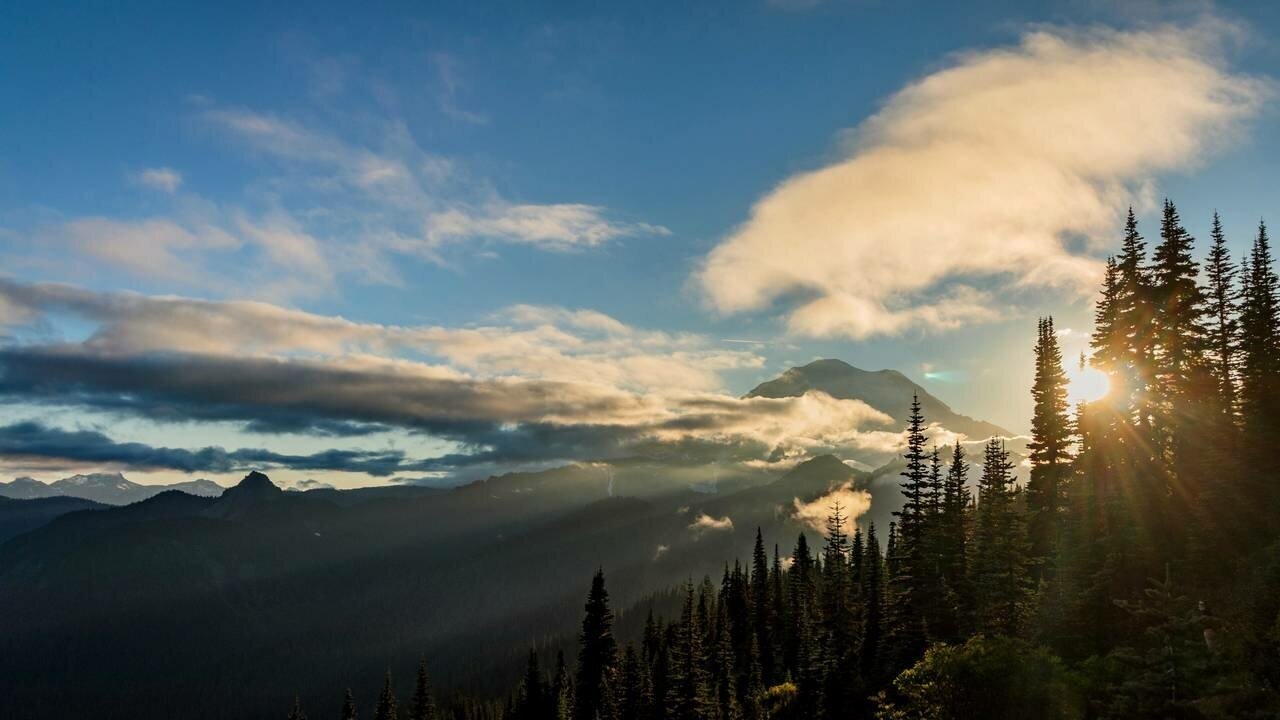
[294,201,1280,719]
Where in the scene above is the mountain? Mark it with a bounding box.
[0,459,856,720]
[747,358,1010,440]
[0,496,106,543]
[0,473,224,505]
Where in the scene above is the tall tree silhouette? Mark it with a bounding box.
[576,570,618,720]
[1026,316,1072,574]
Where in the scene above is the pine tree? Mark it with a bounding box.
[1114,206,1156,428]
[515,650,546,720]
[617,645,653,720]
[342,689,359,720]
[969,439,1031,637]
[668,582,711,720]
[937,441,971,639]
[1204,212,1239,420]
[885,395,930,671]
[1026,316,1073,574]
[577,569,619,720]
[749,528,773,686]
[410,658,438,720]
[375,672,398,720]
[552,651,574,720]
[859,522,886,687]
[1238,220,1280,520]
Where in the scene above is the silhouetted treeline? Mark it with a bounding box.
[304,202,1280,719]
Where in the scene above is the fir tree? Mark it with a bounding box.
[375,672,398,720]
[410,658,438,720]
[749,528,773,686]
[1026,316,1073,574]
[576,569,619,720]
[970,439,1031,637]
[885,395,930,671]
[1204,211,1239,420]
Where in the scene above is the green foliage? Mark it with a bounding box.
[874,635,1084,720]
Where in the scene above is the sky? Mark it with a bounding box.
[3,0,1280,488]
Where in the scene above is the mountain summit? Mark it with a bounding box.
[746,359,1009,440]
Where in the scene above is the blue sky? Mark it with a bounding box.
[3,1,1280,487]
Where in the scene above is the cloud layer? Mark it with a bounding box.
[700,23,1267,338]
[0,280,906,476]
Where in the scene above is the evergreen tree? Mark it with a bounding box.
[375,672,399,720]
[515,650,547,720]
[1026,316,1073,574]
[617,645,653,720]
[859,522,886,688]
[411,658,438,720]
[1114,206,1156,428]
[576,570,619,720]
[552,651,575,720]
[1204,211,1239,420]
[668,582,712,720]
[970,440,1031,637]
[885,395,930,671]
[749,528,773,686]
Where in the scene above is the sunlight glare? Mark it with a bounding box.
[1067,365,1110,404]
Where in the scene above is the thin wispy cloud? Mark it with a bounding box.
[133,167,183,194]
[699,22,1269,338]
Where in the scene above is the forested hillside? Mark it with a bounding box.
[300,202,1280,719]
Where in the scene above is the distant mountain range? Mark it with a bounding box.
[0,359,1012,719]
[0,472,223,504]
[746,358,1010,440]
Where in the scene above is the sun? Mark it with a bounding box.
[1066,365,1110,404]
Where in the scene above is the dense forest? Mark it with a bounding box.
[297,202,1280,719]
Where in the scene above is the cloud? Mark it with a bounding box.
[0,280,912,475]
[653,544,670,560]
[134,167,183,194]
[688,512,734,536]
[792,480,873,536]
[425,203,668,251]
[0,421,416,476]
[204,106,665,259]
[699,22,1268,338]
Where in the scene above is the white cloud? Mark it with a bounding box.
[792,481,873,536]
[688,512,734,536]
[699,22,1268,339]
[426,203,668,251]
[134,167,183,194]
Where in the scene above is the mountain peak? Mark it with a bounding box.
[228,471,281,495]
[747,359,1009,441]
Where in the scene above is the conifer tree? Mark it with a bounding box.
[1026,316,1073,574]
[577,569,619,720]
[617,645,653,720]
[515,650,546,720]
[410,658,438,720]
[1204,211,1239,420]
[1114,207,1156,427]
[969,439,1031,637]
[552,651,574,720]
[1239,220,1280,514]
[749,528,773,685]
[859,522,885,687]
[375,672,398,720]
[885,395,930,671]
[668,582,711,720]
